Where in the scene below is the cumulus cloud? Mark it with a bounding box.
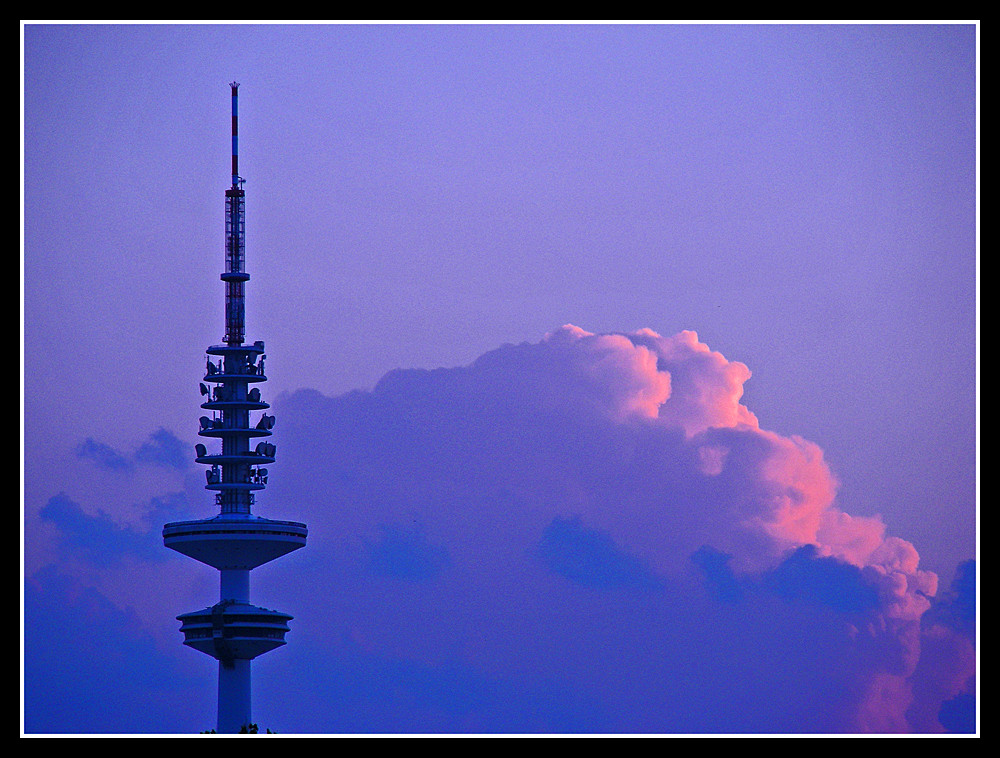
[27,326,974,733]
[259,325,967,733]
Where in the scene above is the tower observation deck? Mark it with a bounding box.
[164,83,307,734]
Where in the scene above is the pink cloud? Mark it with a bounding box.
[628,327,759,435]
[540,325,671,420]
[271,325,965,732]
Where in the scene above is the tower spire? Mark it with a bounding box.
[164,84,307,734]
[223,81,247,346]
[231,81,239,188]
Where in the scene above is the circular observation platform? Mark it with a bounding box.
[204,481,267,492]
[206,343,265,357]
[195,453,275,466]
[198,426,273,439]
[178,601,292,661]
[163,515,307,570]
[203,371,268,384]
[201,400,270,412]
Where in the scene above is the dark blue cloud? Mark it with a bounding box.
[75,437,132,471]
[764,544,880,615]
[927,559,977,638]
[75,428,190,472]
[134,427,190,470]
[691,545,742,602]
[937,692,976,734]
[536,516,661,591]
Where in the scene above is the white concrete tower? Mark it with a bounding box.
[164,82,307,734]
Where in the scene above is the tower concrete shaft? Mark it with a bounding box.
[164,83,307,734]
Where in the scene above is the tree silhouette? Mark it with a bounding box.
[199,723,275,734]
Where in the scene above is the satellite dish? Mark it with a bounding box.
[255,441,266,454]
[255,415,268,430]
[200,383,209,396]
[259,468,268,477]
[195,443,207,458]
[248,388,260,402]
[266,415,276,430]
[199,416,212,431]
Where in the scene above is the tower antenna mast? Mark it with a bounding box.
[164,83,308,734]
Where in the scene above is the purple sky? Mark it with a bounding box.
[22,23,978,734]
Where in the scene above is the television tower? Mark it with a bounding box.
[163,82,307,734]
